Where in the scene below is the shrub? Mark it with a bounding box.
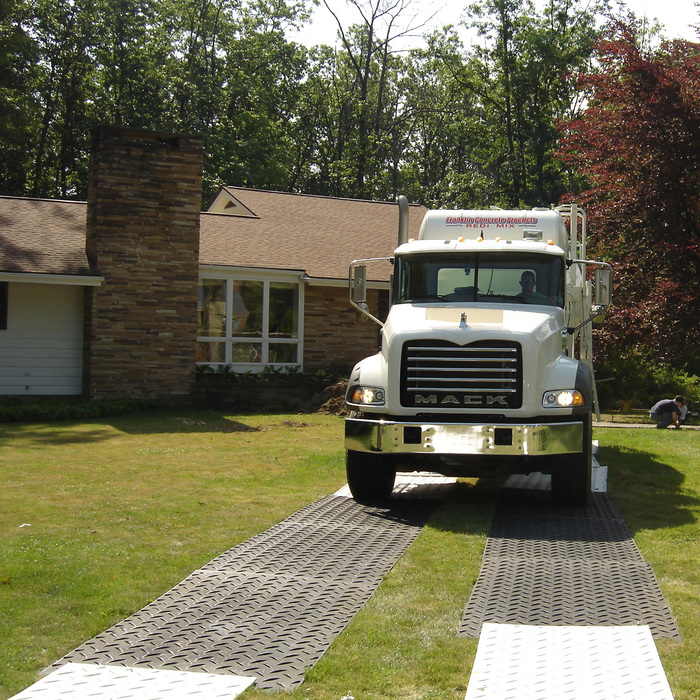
[0,398,162,423]
[195,365,344,386]
[595,351,700,410]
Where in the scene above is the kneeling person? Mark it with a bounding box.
[649,395,686,429]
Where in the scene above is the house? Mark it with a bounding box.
[0,126,427,402]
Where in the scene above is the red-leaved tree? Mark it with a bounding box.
[558,16,700,370]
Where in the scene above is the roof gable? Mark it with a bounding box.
[207,187,258,218]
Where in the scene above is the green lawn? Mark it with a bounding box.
[595,427,700,700]
[1,412,698,699]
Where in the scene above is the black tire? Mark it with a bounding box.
[346,450,396,503]
[550,413,592,507]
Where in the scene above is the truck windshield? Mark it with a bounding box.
[394,252,565,307]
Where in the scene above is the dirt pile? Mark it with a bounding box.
[316,379,349,416]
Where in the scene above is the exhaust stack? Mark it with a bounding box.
[397,195,409,246]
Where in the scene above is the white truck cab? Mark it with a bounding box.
[345,199,611,506]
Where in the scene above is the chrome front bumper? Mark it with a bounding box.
[345,417,583,456]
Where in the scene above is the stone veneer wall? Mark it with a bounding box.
[84,126,203,401]
[303,285,384,373]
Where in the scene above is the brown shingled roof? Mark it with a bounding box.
[0,196,91,276]
[200,187,428,281]
[0,188,428,281]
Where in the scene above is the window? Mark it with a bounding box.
[394,252,565,307]
[197,272,303,370]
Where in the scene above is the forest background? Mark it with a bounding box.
[1,0,699,407]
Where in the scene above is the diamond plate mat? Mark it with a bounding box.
[334,471,457,499]
[11,663,255,700]
[502,462,608,494]
[459,491,680,639]
[466,623,673,699]
[52,493,438,691]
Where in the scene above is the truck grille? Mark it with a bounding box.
[400,340,522,409]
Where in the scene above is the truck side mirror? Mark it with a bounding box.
[352,264,367,304]
[593,267,612,307]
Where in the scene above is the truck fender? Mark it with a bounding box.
[346,352,386,405]
[544,356,593,409]
[575,361,594,405]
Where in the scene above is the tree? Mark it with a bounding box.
[156,0,311,203]
[467,0,599,206]
[311,0,425,199]
[91,0,171,129]
[0,0,38,194]
[205,27,309,200]
[23,0,101,198]
[399,28,499,208]
[10,0,170,199]
[0,0,312,202]
[559,16,700,369]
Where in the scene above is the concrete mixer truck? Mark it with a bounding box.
[345,198,611,506]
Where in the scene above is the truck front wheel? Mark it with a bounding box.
[346,450,396,503]
[550,415,592,507]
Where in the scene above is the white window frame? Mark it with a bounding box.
[197,267,305,372]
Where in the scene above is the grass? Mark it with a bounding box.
[1,411,699,699]
[0,411,346,698]
[595,427,700,700]
[596,409,652,424]
[596,408,699,426]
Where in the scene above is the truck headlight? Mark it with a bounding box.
[543,390,585,408]
[349,386,386,406]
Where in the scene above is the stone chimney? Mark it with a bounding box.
[84,126,203,402]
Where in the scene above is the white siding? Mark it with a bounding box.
[0,282,84,395]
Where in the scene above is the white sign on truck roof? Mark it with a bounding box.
[418,209,568,250]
